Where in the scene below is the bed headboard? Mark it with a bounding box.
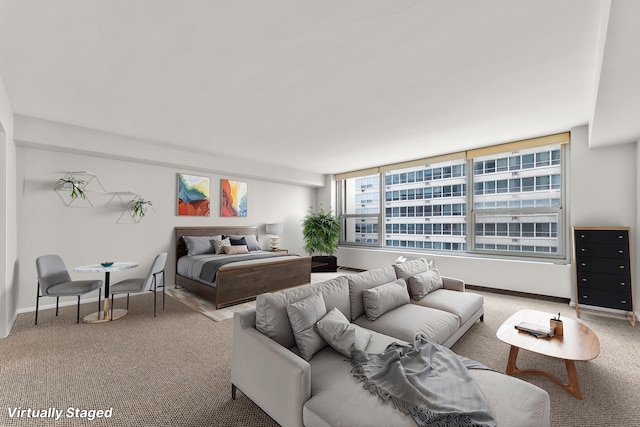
[175,225,259,260]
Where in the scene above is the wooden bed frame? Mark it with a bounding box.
[175,226,311,309]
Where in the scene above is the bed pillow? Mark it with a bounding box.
[227,234,261,251]
[183,235,220,256]
[393,258,434,280]
[212,237,231,254]
[286,293,328,361]
[223,245,249,255]
[315,307,372,358]
[229,236,248,246]
[407,268,444,300]
[362,279,410,321]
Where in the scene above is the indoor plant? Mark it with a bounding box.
[55,177,86,200]
[302,206,340,272]
[129,198,153,222]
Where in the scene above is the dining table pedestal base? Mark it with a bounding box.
[83,299,127,323]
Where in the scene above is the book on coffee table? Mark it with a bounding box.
[514,321,555,338]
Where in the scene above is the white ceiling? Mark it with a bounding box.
[0,0,637,179]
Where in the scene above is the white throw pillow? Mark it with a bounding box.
[315,307,372,358]
[407,268,444,300]
[362,278,410,321]
[286,293,327,361]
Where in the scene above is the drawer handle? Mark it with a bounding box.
[581,248,586,252]
[581,263,586,266]
[583,295,588,299]
[582,278,588,282]
[621,300,627,304]
[619,250,624,254]
[618,235,624,239]
[619,265,625,269]
[620,282,626,286]
[580,234,585,238]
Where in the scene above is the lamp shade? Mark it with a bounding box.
[266,223,283,236]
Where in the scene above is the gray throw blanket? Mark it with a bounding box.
[351,336,496,427]
[198,253,288,282]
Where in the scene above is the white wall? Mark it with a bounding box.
[335,125,638,301]
[0,73,17,338]
[15,146,315,312]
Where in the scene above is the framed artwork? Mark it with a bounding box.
[221,179,247,217]
[177,174,210,216]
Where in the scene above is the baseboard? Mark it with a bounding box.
[465,284,570,305]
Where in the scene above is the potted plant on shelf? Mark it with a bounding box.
[129,198,153,222]
[55,177,86,200]
[302,206,340,272]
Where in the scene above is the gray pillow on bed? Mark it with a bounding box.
[183,235,221,256]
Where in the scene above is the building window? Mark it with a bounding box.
[336,133,568,259]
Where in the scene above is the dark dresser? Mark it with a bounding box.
[573,227,636,326]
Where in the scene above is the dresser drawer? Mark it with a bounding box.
[576,272,631,291]
[578,289,632,311]
[575,242,629,259]
[575,257,630,273]
[574,229,629,244]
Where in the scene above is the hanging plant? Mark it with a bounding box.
[129,198,153,220]
[56,178,86,200]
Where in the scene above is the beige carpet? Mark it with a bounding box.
[2,283,639,426]
[166,271,353,321]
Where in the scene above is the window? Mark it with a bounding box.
[336,133,568,259]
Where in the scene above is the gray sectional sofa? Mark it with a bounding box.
[232,259,551,426]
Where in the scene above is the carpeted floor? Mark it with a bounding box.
[1,283,639,426]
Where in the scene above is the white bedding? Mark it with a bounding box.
[177,251,300,286]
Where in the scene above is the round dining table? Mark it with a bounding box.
[74,261,138,323]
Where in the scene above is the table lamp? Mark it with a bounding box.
[266,223,283,251]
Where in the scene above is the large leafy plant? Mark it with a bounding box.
[302,206,340,256]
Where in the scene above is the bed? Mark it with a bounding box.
[175,226,311,309]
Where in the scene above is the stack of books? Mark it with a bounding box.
[514,322,555,338]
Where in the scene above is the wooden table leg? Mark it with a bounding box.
[505,345,583,400]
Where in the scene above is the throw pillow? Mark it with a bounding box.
[407,268,443,300]
[229,237,248,246]
[286,293,328,361]
[347,265,397,321]
[315,307,373,358]
[225,234,262,251]
[362,279,410,321]
[183,235,220,256]
[223,245,249,255]
[393,258,434,280]
[212,237,231,254]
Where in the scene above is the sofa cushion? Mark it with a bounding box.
[407,268,443,300]
[287,293,328,361]
[362,279,410,321]
[412,289,484,325]
[348,266,397,321]
[354,304,459,345]
[393,257,433,280]
[315,307,372,358]
[304,339,415,427]
[256,276,350,348]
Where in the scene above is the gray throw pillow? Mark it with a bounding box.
[407,268,443,300]
[286,293,328,361]
[315,307,372,358]
[362,279,410,321]
[393,258,434,280]
[183,235,221,256]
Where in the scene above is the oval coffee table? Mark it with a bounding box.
[496,309,600,399]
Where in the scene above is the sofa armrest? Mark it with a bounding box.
[441,276,465,292]
[232,308,311,427]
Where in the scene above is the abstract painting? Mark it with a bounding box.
[221,179,247,217]
[177,174,210,216]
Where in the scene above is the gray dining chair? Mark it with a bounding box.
[35,255,103,324]
[110,252,167,318]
